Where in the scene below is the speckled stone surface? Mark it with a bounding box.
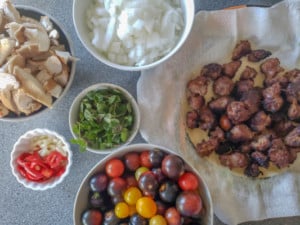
[1,0,299,225]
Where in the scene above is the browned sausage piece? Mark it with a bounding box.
[285,126,300,147]
[219,152,249,169]
[187,75,209,96]
[248,49,271,62]
[232,40,252,60]
[222,60,242,78]
[240,66,257,80]
[226,101,252,125]
[213,76,234,96]
[250,111,271,132]
[201,63,223,80]
[228,124,254,143]
[260,58,284,78]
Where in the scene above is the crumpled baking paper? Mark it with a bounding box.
[137,1,300,224]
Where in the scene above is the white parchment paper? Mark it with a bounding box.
[137,1,300,224]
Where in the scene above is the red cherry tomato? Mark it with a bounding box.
[178,172,199,191]
[140,151,152,168]
[105,158,125,178]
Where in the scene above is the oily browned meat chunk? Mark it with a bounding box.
[232,40,252,60]
[198,106,216,131]
[285,68,300,83]
[240,66,257,80]
[284,126,300,147]
[186,110,199,129]
[209,126,225,142]
[248,49,272,62]
[262,83,284,113]
[251,151,269,168]
[244,163,261,177]
[285,80,300,103]
[268,138,291,168]
[260,58,284,78]
[289,148,300,164]
[226,101,252,124]
[222,60,242,78]
[201,63,223,80]
[250,111,271,132]
[187,76,209,96]
[262,82,281,98]
[273,119,295,138]
[228,124,254,143]
[235,79,254,96]
[187,94,205,110]
[213,76,234,96]
[240,88,262,115]
[288,99,300,120]
[196,138,219,157]
[264,74,289,88]
[208,96,233,113]
[250,133,272,151]
[219,152,249,169]
[263,95,284,113]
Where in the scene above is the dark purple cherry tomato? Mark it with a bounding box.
[81,209,102,225]
[162,154,185,180]
[124,152,140,171]
[89,172,108,192]
[176,191,203,217]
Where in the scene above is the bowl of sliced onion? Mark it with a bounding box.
[73,0,195,71]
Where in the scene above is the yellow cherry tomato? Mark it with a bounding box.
[150,215,167,225]
[124,187,142,205]
[136,197,157,218]
[135,166,149,180]
[114,202,129,219]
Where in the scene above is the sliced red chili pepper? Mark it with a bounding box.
[16,153,31,166]
[22,162,44,181]
[17,165,27,178]
[41,168,54,178]
[54,167,66,177]
[24,151,44,163]
[45,151,67,170]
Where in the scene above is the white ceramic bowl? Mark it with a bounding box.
[69,83,140,154]
[73,0,195,71]
[10,128,72,191]
[0,5,76,122]
[73,143,213,225]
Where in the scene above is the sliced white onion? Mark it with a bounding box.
[86,0,184,66]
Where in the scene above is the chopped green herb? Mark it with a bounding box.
[71,88,135,151]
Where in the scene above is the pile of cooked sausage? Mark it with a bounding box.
[186,40,300,177]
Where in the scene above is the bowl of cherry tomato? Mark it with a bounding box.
[10,128,72,191]
[73,143,213,225]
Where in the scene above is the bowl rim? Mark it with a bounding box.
[0,4,77,122]
[73,143,214,225]
[10,128,73,191]
[72,0,195,71]
[69,82,141,154]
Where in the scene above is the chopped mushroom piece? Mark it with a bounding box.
[12,89,42,115]
[2,0,21,23]
[13,66,52,108]
[0,101,9,117]
[0,38,15,66]
[23,23,50,52]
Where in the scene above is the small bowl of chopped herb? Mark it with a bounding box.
[69,83,140,154]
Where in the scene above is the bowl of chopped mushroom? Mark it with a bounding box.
[0,1,77,121]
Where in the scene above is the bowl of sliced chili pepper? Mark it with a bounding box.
[10,128,72,190]
[69,83,140,154]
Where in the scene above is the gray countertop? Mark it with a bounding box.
[1,0,299,225]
